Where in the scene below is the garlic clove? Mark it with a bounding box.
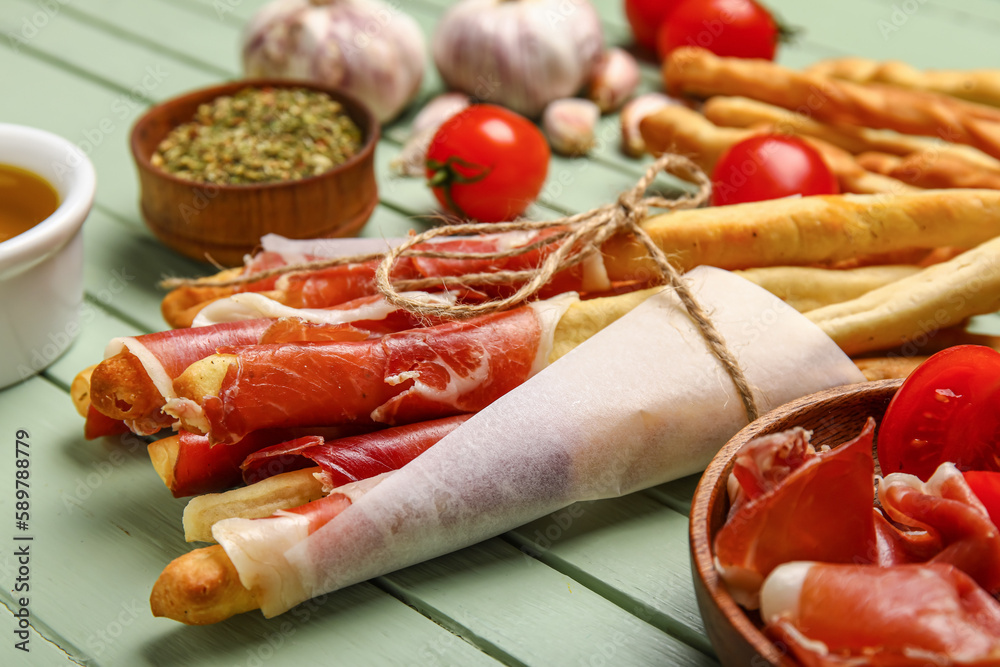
[391,93,472,177]
[620,93,681,158]
[411,93,471,136]
[586,48,641,114]
[543,99,601,157]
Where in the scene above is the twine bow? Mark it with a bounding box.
[162,153,760,422]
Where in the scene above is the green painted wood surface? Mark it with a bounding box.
[1,0,998,665]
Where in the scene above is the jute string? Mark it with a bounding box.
[161,154,760,422]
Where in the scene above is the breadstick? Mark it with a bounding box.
[183,468,325,543]
[161,267,250,328]
[852,356,927,381]
[600,189,1000,279]
[71,365,96,417]
[702,96,1000,171]
[806,235,1000,355]
[150,544,259,625]
[664,47,1000,160]
[856,150,1000,190]
[733,265,920,313]
[807,57,1000,108]
[638,105,915,195]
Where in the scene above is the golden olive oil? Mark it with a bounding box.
[0,163,60,242]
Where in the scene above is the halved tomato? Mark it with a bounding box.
[877,345,1000,480]
[965,470,1000,527]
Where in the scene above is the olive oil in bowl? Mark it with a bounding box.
[0,164,60,242]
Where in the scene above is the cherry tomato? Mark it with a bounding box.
[710,134,839,206]
[656,0,779,61]
[425,104,549,223]
[877,346,1000,481]
[964,470,1000,527]
[624,0,684,53]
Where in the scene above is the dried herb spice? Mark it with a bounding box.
[151,87,363,185]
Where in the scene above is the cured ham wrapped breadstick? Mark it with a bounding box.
[165,288,654,444]
[761,562,1000,666]
[701,95,1000,171]
[637,105,915,194]
[163,231,616,328]
[664,47,1000,160]
[151,267,865,623]
[88,292,452,436]
[807,56,1000,108]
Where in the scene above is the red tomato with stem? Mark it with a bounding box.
[710,134,839,206]
[877,345,1000,480]
[624,0,685,53]
[425,104,549,223]
[656,0,780,61]
[964,470,1000,527]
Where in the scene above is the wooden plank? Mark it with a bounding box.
[507,495,715,658]
[0,378,504,667]
[381,538,717,667]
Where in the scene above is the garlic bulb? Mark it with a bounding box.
[587,48,640,113]
[543,99,600,157]
[242,0,426,123]
[433,0,604,118]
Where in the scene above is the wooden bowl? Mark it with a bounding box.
[130,79,379,265]
[689,378,904,667]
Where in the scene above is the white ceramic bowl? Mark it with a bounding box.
[0,123,96,390]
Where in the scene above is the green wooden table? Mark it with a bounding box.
[1,1,998,665]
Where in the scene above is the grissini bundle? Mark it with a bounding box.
[637,105,916,195]
[151,267,865,624]
[664,47,1000,160]
[701,95,1000,172]
[806,57,1000,108]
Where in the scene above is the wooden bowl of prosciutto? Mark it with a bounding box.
[691,373,1000,666]
[689,379,901,667]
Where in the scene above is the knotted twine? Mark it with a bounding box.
[162,154,760,422]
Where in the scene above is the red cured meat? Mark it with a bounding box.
[83,405,129,440]
[714,421,878,607]
[878,464,1000,593]
[123,319,274,380]
[279,494,354,534]
[167,426,376,497]
[241,414,472,485]
[196,306,542,444]
[764,562,1000,666]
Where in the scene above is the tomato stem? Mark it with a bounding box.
[426,156,492,220]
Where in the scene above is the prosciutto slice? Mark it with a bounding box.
[761,561,1000,666]
[166,296,574,444]
[878,463,1000,593]
[157,426,373,497]
[714,421,878,608]
[241,414,472,486]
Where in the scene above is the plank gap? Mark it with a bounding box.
[0,597,94,666]
[369,576,530,667]
[500,532,717,660]
[53,3,235,79]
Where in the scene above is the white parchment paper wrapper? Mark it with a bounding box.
[214,266,865,616]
